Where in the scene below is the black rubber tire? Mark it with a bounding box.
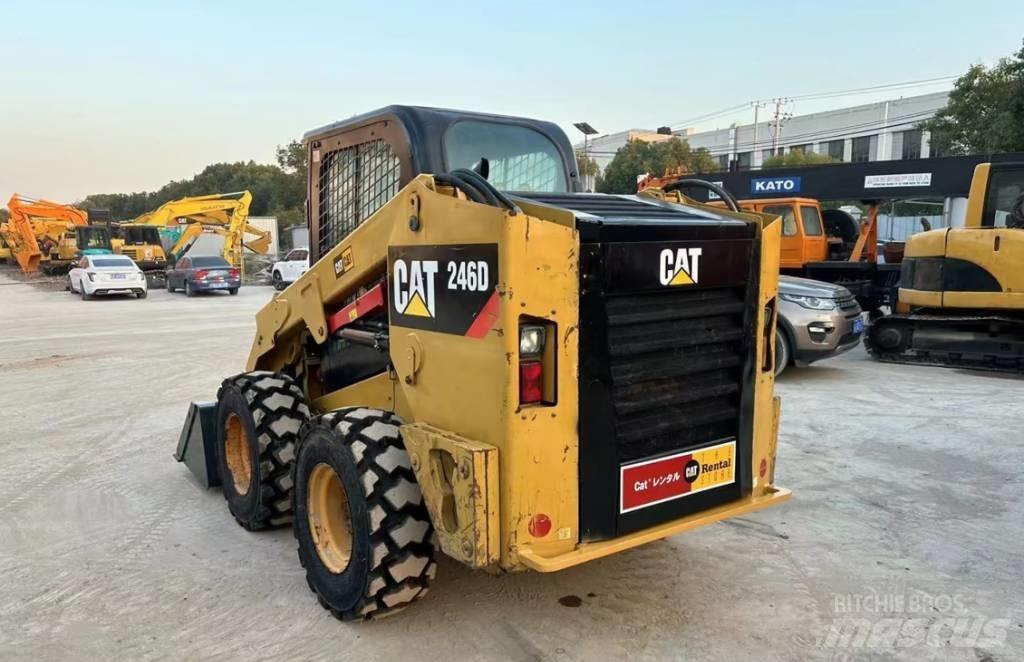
[273,271,285,291]
[80,287,90,301]
[136,290,147,299]
[293,408,437,621]
[185,280,196,297]
[229,288,239,296]
[774,327,790,377]
[167,279,175,293]
[215,372,310,530]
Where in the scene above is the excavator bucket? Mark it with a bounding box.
[174,402,221,489]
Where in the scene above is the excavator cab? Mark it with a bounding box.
[114,224,168,271]
[868,163,1024,372]
[74,226,113,256]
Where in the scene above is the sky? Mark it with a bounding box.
[2,0,1022,205]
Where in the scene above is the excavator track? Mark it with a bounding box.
[866,313,1024,375]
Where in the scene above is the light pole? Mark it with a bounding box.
[573,122,599,191]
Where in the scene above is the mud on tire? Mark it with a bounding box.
[293,408,437,621]
[215,371,310,530]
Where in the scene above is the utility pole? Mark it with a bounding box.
[769,97,792,155]
[750,100,767,168]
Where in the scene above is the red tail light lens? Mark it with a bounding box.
[519,361,543,405]
[229,268,240,278]
[194,269,208,279]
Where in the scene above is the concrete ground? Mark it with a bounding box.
[0,271,1021,661]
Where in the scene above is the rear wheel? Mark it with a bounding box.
[293,408,437,620]
[80,286,90,301]
[774,328,790,377]
[215,372,310,530]
[229,288,239,296]
[136,290,147,299]
[185,280,195,297]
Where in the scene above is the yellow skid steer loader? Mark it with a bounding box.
[175,105,789,620]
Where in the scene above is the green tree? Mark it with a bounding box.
[920,40,1024,155]
[276,140,308,182]
[77,154,306,222]
[597,137,718,194]
[762,150,836,168]
[575,152,601,179]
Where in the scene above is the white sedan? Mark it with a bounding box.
[68,255,148,300]
[271,248,310,290]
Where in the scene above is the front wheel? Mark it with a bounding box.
[215,372,310,530]
[774,328,790,377]
[293,409,437,620]
[272,271,285,291]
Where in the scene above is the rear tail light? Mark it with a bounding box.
[86,272,96,282]
[519,361,543,405]
[194,269,209,279]
[229,268,240,278]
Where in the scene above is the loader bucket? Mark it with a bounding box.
[174,402,221,489]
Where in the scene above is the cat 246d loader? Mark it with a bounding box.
[175,105,790,620]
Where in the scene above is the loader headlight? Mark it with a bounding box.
[780,293,837,311]
[519,325,546,356]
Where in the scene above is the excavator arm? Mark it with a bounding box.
[132,191,266,268]
[3,194,89,273]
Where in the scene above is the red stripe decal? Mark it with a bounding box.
[464,289,501,339]
[327,283,385,334]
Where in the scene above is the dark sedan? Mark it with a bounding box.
[166,255,241,296]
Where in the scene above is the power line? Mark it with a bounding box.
[787,75,957,102]
[654,75,955,133]
[583,108,938,157]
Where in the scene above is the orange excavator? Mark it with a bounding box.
[0,194,112,274]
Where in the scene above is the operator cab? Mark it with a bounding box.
[303,105,582,261]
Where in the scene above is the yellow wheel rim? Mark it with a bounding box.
[308,463,353,574]
[223,413,252,495]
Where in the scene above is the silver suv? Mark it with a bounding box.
[775,275,864,376]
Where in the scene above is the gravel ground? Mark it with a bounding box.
[1,269,1021,661]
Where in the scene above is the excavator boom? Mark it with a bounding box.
[131,191,267,269]
[2,194,90,273]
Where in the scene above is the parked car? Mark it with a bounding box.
[271,248,310,290]
[166,255,240,296]
[67,255,148,300]
[775,275,864,376]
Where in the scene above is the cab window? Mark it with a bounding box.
[800,206,824,236]
[289,249,308,261]
[982,167,1024,227]
[763,205,798,236]
[444,121,568,193]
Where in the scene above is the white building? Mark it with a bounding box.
[576,91,950,174]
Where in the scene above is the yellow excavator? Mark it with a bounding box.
[131,191,271,272]
[0,194,113,274]
[867,162,1024,372]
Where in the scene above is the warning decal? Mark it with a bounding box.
[619,440,736,513]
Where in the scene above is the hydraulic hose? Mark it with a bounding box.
[451,168,521,215]
[434,173,487,205]
[663,178,740,212]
